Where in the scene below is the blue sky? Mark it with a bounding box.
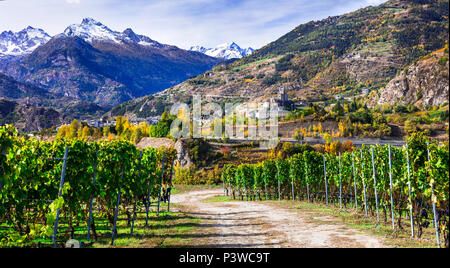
[0,0,386,49]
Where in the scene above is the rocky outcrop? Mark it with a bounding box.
[0,72,49,104]
[175,139,193,168]
[373,52,449,108]
[0,98,67,132]
[16,105,65,132]
[0,98,17,117]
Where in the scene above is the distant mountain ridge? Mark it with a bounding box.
[0,26,51,60]
[190,42,254,59]
[0,72,50,103]
[0,71,109,120]
[61,18,168,48]
[0,18,170,61]
[0,98,68,133]
[0,18,222,107]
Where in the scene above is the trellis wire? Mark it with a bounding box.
[352,151,358,211]
[145,155,154,227]
[110,165,123,246]
[52,146,68,248]
[237,176,241,200]
[323,155,329,206]
[223,175,225,197]
[371,147,380,225]
[405,143,414,237]
[291,175,295,201]
[388,145,395,229]
[361,149,368,217]
[307,183,310,203]
[339,153,343,209]
[167,160,175,212]
[87,150,98,242]
[277,164,281,201]
[0,150,5,193]
[247,177,250,201]
[157,152,166,217]
[130,150,143,236]
[427,142,441,248]
[305,161,310,202]
[264,171,268,201]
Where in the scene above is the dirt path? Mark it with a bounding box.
[171,189,384,248]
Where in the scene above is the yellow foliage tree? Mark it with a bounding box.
[81,126,91,139]
[115,116,127,135]
[318,123,323,134]
[68,119,82,138]
[56,125,69,139]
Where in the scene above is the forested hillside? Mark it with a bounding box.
[114,0,448,118]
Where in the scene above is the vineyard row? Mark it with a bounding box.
[0,125,177,247]
[221,133,449,248]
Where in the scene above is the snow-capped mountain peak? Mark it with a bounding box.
[63,18,165,48]
[64,18,120,44]
[190,42,254,60]
[190,45,208,54]
[82,18,103,26]
[0,26,51,59]
[220,42,239,49]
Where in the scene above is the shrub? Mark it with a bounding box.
[173,164,201,185]
[325,141,342,154]
[276,54,295,72]
[262,75,284,86]
[294,129,304,142]
[341,140,354,152]
[270,142,314,159]
[394,105,409,113]
[405,120,418,135]
[185,138,217,167]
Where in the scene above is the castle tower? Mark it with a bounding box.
[279,87,288,107]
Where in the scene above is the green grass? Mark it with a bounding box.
[90,210,202,248]
[232,58,270,71]
[1,202,205,248]
[204,195,235,203]
[171,184,222,195]
[356,41,395,57]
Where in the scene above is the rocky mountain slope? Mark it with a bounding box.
[0,18,222,107]
[0,71,108,120]
[111,0,449,118]
[0,72,50,103]
[190,42,254,60]
[371,48,449,108]
[0,98,68,132]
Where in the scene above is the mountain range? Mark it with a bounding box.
[113,0,449,119]
[190,42,254,60]
[0,18,222,108]
[1,0,449,133]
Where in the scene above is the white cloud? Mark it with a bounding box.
[66,0,81,4]
[365,0,385,5]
